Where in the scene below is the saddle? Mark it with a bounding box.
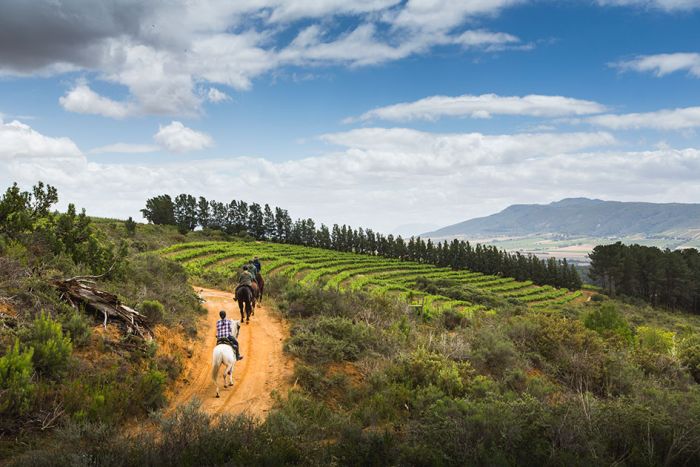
[216,337,231,347]
[235,284,254,295]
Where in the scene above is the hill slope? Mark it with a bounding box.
[423,198,700,239]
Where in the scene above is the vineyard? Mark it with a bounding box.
[161,240,582,318]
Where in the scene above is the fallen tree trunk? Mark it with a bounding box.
[53,278,153,341]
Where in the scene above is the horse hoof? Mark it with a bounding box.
[216,394,220,398]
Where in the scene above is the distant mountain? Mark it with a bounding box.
[423,198,700,239]
[392,222,440,238]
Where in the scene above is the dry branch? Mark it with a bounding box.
[53,278,153,341]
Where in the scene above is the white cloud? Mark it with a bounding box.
[5,122,700,232]
[207,88,231,103]
[88,143,160,155]
[58,82,132,118]
[587,106,700,130]
[1,1,532,118]
[153,121,213,153]
[349,93,608,122]
[452,29,521,50]
[597,0,700,11]
[0,119,81,160]
[613,53,700,78]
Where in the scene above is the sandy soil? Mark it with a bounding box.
[168,287,293,420]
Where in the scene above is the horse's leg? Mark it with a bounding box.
[212,354,220,398]
[227,361,234,387]
[238,297,245,322]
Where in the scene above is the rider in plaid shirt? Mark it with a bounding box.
[216,310,243,360]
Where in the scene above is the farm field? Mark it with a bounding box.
[161,240,582,318]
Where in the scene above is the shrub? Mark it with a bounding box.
[137,369,167,411]
[679,335,700,383]
[61,309,92,347]
[0,339,35,416]
[140,299,165,324]
[285,316,382,363]
[28,312,72,379]
[469,326,519,378]
[124,216,137,237]
[636,326,675,354]
[584,302,633,343]
[390,348,473,397]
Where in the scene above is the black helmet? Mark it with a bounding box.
[219,310,226,319]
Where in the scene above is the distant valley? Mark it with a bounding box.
[422,198,700,262]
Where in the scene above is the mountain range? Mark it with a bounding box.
[422,198,700,241]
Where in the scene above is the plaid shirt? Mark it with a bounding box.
[216,319,234,339]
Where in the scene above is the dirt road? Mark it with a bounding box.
[168,287,293,419]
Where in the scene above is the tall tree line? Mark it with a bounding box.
[590,242,700,313]
[142,194,582,290]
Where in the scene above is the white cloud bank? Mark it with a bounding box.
[0,0,531,118]
[613,53,700,78]
[587,106,700,130]
[7,120,700,232]
[0,119,82,160]
[153,121,213,153]
[597,0,700,10]
[349,94,608,122]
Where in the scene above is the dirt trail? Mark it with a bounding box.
[168,287,293,419]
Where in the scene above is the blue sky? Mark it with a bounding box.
[1,0,700,233]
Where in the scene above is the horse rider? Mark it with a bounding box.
[252,256,261,273]
[238,264,255,287]
[216,310,243,360]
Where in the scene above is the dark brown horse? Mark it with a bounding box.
[235,285,254,323]
[255,273,265,303]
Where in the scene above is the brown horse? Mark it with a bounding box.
[255,273,265,303]
[235,285,254,323]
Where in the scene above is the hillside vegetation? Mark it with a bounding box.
[4,183,700,466]
[0,183,205,460]
[162,240,583,315]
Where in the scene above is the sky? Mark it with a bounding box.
[1,0,700,234]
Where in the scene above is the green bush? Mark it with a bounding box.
[636,326,675,354]
[679,335,700,383]
[28,312,72,379]
[137,369,167,411]
[61,309,92,347]
[390,348,473,397]
[584,302,633,343]
[285,316,382,363]
[0,339,35,416]
[140,299,165,324]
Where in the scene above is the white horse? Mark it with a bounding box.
[211,319,242,398]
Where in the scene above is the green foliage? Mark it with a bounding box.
[141,194,176,225]
[679,335,700,383]
[136,369,167,411]
[28,312,72,379]
[636,325,675,354]
[0,339,35,416]
[124,216,137,236]
[391,348,473,397]
[584,302,633,343]
[140,300,165,324]
[61,309,92,347]
[285,316,381,363]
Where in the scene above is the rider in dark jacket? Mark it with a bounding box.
[252,256,261,273]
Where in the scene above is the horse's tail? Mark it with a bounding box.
[211,348,221,383]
